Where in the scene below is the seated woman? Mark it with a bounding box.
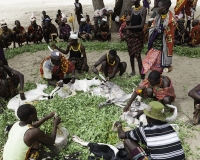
[0,60,25,100]
[13,20,27,47]
[27,17,43,44]
[40,48,76,87]
[97,18,111,42]
[78,18,92,41]
[0,23,15,49]
[91,50,127,81]
[54,32,89,73]
[124,70,176,112]
[189,19,200,46]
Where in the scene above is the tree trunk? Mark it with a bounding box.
[92,0,105,11]
[119,0,132,17]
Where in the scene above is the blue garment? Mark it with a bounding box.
[79,23,91,34]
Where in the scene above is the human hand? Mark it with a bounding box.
[46,112,55,120]
[123,103,131,112]
[51,44,57,49]
[57,81,63,87]
[53,116,61,126]
[20,92,26,100]
[114,121,122,128]
[91,66,99,74]
[133,110,144,119]
[71,77,75,84]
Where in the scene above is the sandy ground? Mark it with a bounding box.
[1,0,200,159]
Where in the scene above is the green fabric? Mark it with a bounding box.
[143,101,166,121]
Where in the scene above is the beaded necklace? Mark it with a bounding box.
[133,5,142,11]
[106,53,115,66]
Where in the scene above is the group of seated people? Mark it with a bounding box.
[2,28,200,158]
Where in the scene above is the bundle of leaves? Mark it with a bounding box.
[0,74,199,159]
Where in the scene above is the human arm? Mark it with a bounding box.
[32,112,55,128]
[71,69,76,83]
[29,116,61,146]
[91,55,107,74]
[114,121,126,139]
[108,56,120,80]
[54,44,70,55]
[188,85,200,101]
[80,45,87,71]
[126,8,147,30]
[3,65,25,100]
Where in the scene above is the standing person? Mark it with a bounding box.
[143,0,151,15]
[54,32,89,72]
[115,101,185,160]
[3,104,61,160]
[142,0,177,76]
[55,9,62,25]
[74,0,83,25]
[126,0,147,78]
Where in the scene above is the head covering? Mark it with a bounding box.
[48,46,60,60]
[143,101,166,121]
[61,13,67,23]
[1,23,7,28]
[143,101,178,122]
[69,31,78,39]
[102,17,107,22]
[44,18,51,21]
[30,13,36,22]
[80,18,86,22]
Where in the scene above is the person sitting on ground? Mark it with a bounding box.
[91,50,127,81]
[54,32,89,73]
[27,16,43,44]
[43,18,58,44]
[3,104,61,160]
[41,10,51,27]
[78,17,92,41]
[59,15,71,42]
[124,70,175,112]
[0,60,25,100]
[118,16,130,42]
[97,17,111,42]
[189,19,200,46]
[55,9,62,25]
[0,23,15,48]
[13,20,27,47]
[142,0,177,78]
[188,84,200,125]
[40,48,76,87]
[115,101,185,160]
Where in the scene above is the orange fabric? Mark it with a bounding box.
[185,0,193,16]
[190,24,200,45]
[140,76,176,101]
[40,55,75,79]
[142,48,163,74]
[174,0,187,15]
[164,11,177,57]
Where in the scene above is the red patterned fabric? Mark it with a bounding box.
[142,48,163,74]
[174,0,187,15]
[190,23,200,46]
[140,76,176,101]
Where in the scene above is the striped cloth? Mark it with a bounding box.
[125,122,185,160]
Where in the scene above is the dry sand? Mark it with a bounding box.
[1,0,200,159]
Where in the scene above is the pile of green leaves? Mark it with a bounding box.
[4,41,200,60]
[0,74,198,159]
